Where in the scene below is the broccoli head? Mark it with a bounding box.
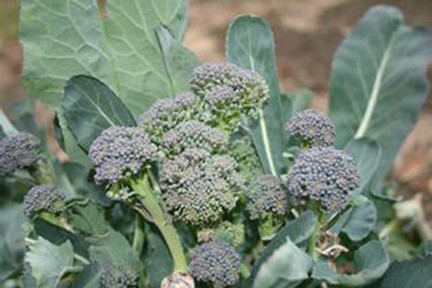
[100,263,139,288]
[190,63,269,130]
[160,148,245,226]
[246,175,288,219]
[137,92,197,140]
[89,126,157,185]
[162,120,227,157]
[286,147,359,212]
[0,132,41,174]
[285,109,336,148]
[189,241,241,287]
[23,185,65,217]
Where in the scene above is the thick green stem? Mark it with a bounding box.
[131,175,188,272]
[132,213,145,255]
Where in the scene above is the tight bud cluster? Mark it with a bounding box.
[89,126,157,185]
[189,241,241,287]
[0,132,40,174]
[137,92,197,140]
[100,263,139,288]
[190,63,269,130]
[286,147,359,212]
[160,148,245,226]
[246,175,288,220]
[23,185,64,217]
[286,109,336,148]
[162,120,227,157]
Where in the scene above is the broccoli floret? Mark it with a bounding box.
[89,126,157,186]
[285,109,336,148]
[189,241,241,287]
[197,221,245,247]
[23,185,65,217]
[286,147,359,212]
[162,120,227,157]
[160,148,245,226]
[228,137,263,185]
[137,92,197,140]
[0,132,41,174]
[246,175,288,219]
[246,175,288,239]
[100,263,139,288]
[190,63,269,130]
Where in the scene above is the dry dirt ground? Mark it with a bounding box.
[1,0,432,224]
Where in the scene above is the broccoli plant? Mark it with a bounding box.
[1,1,432,287]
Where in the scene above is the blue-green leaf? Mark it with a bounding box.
[227,15,289,175]
[329,6,432,184]
[63,75,135,151]
[20,0,193,115]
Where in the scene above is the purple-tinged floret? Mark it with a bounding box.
[160,148,245,226]
[23,185,64,217]
[162,120,227,157]
[89,126,157,185]
[246,175,288,220]
[0,132,41,174]
[286,109,336,148]
[286,147,359,212]
[190,63,269,130]
[189,241,241,287]
[137,92,197,140]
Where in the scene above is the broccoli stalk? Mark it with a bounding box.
[130,173,188,272]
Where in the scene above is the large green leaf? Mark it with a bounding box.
[371,256,432,287]
[227,15,290,175]
[345,138,381,194]
[63,75,135,150]
[312,240,389,286]
[0,203,26,281]
[25,237,79,288]
[329,6,432,183]
[20,0,195,115]
[246,211,316,287]
[252,236,313,288]
[331,200,377,241]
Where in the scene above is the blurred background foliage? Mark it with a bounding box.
[1,0,432,234]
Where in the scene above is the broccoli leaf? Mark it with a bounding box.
[246,211,316,287]
[329,6,432,187]
[312,240,390,286]
[20,0,194,116]
[25,237,79,288]
[345,138,381,195]
[0,203,26,281]
[330,200,377,241]
[370,256,432,287]
[63,75,135,151]
[227,15,290,176]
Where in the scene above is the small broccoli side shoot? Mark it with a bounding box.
[189,241,241,287]
[99,263,140,288]
[23,185,65,217]
[286,147,359,212]
[88,126,157,200]
[0,132,41,174]
[160,148,245,226]
[161,120,227,157]
[190,63,269,131]
[246,175,288,239]
[285,108,336,148]
[137,92,197,141]
[197,221,245,248]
